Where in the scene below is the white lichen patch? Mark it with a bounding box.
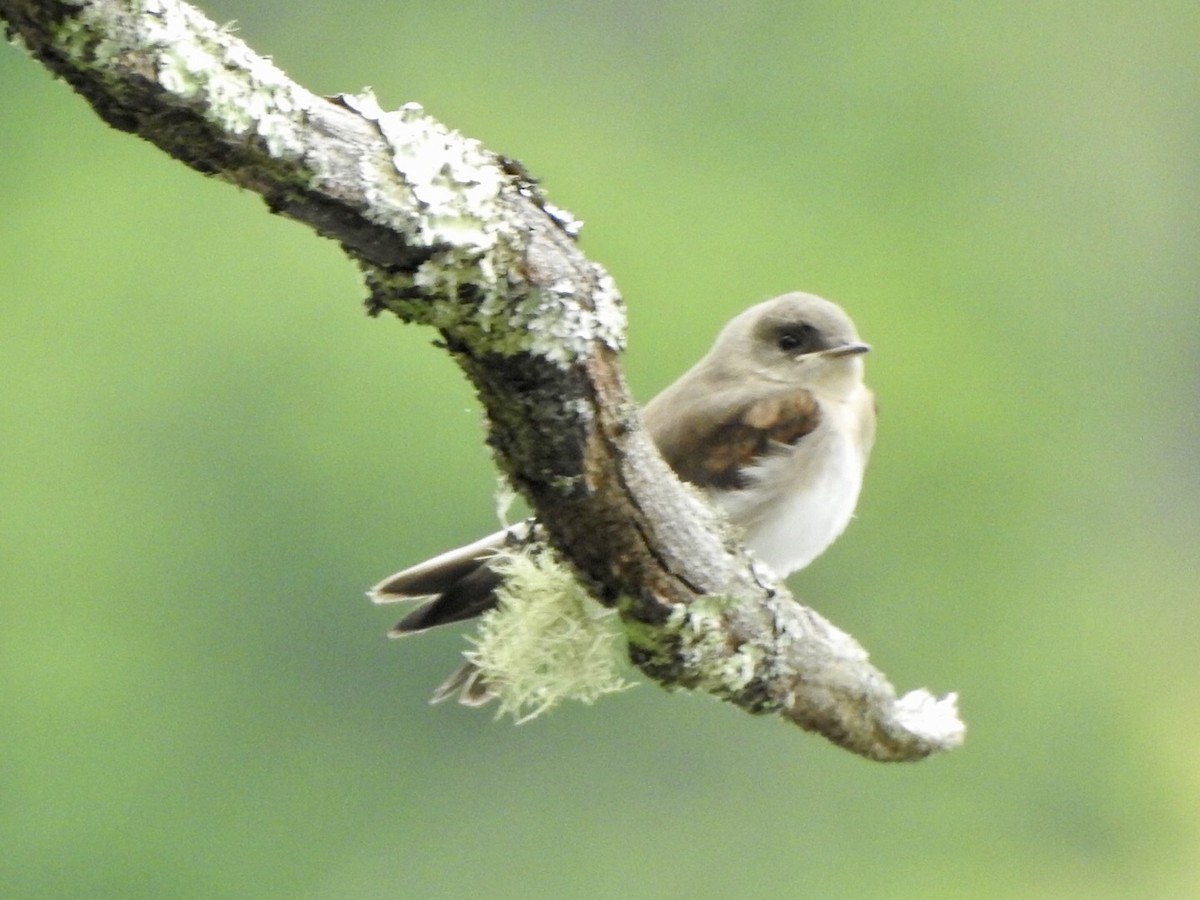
[661,594,763,695]
[145,1,309,156]
[588,269,628,350]
[638,595,768,700]
[893,690,966,749]
[523,276,626,364]
[63,0,311,158]
[345,91,627,363]
[467,545,635,723]
[342,92,503,253]
[63,0,627,366]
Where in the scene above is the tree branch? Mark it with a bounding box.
[2,0,964,761]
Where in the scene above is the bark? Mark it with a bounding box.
[2,0,965,761]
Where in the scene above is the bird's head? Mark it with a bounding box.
[716,292,870,396]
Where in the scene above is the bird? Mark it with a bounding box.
[371,292,876,705]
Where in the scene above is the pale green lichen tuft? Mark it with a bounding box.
[467,545,635,723]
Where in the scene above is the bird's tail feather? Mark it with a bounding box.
[370,523,532,704]
[429,660,495,706]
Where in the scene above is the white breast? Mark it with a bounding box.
[711,391,870,577]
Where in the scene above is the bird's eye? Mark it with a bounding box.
[776,324,817,353]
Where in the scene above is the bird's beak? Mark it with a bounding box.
[822,341,871,358]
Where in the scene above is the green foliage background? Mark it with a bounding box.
[3,2,1198,897]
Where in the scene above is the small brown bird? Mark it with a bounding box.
[372,292,876,703]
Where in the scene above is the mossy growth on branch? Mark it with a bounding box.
[468,543,635,722]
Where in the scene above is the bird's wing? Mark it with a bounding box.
[647,387,822,490]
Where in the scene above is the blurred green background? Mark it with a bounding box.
[3,2,1198,897]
